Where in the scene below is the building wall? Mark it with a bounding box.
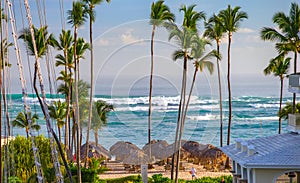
[253,168,300,183]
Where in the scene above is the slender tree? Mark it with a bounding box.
[264,55,290,134]
[148,1,174,167]
[82,0,111,167]
[261,2,300,113]
[53,29,73,151]
[218,5,248,145]
[204,14,225,147]
[12,111,40,138]
[91,100,114,146]
[67,1,87,181]
[49,100,67,142]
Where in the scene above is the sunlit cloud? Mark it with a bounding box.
[96,38,110,46]
[238,28,255,33]
[121,29,144,44]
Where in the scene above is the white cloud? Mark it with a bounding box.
[238,28,255,34]
[96,38,110,46]
[121,29,143,44]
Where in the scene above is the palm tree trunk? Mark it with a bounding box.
[175,54,188,183]
[292,51,298,113]
[68,67,73,154]
[85,15,94,168]
[227,33,232,146]
[217,43,223,147]
[73,26,82,183]
[64,49,69,152]
[148,25,156,161]
[171,54,185,180]
[59,127,62,143]
[279,77,283,134]
[94,131,98,147]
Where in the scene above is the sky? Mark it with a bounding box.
[6,0,299,95]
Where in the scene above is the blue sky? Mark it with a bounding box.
[9,0,298,95]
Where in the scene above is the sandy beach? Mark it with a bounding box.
[99,161,231,180]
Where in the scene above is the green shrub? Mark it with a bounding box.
[2,135,66,182]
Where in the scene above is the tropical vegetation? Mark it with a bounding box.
[1,0,299,182]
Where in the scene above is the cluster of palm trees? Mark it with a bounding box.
[9,0,113,181]
[262,2,300,134]
[149,1,247,181]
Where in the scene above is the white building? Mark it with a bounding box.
[222,73,300,183]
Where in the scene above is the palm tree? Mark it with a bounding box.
[261,2,300,113]
[218,5,248,145]
[279,102,300,120]
[183,36,217,122]
[204,14,225,147]
[264,55,290,134]
[54,29,73,152]
[82,0,111,167]
[67,1,87,181]
[91,100,114,146]
[49,100,67,142]
[167,24,196,182]
[12,111,40,138]
[180,4,205,31]
[148,1,174,164]
[75,37,90,80]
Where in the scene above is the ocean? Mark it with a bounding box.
[3,74,293,149]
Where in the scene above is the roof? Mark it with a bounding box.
[221,132,300,169]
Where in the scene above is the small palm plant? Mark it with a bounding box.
[12,111,40,138]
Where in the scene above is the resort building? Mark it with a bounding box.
[221,73,300,183]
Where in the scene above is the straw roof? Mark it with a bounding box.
[110,141,140,161]
[123,149,151,165]
[142,140,170,160]
[80,142,111,160]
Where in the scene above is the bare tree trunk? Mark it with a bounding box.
[73,25,82,182]
[227,33,232,146]
[279,77,283,134]
[216,43,223,147]
[292,51,298,113]
[94,131,99,147]
[85,14,94,168]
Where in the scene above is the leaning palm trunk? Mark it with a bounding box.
[216,43,223,147]
[64,49,70,152]
[175,55,188,183]
[23,1,75,181]
[85,15,94,167]
[227,33,232,145]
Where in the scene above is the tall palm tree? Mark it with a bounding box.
[67,1,87,181]
[204,14,225,147]
[91,100,114,146]
[49,100,67,142]
[180,4,205,31]
[264,55,290,134]
[53,29,73,150]
[183,36,217,122]
[12,111,40,138]
[148,1,174,164]
[218,5,248,145]
[167,24,196,182]
[82,0,111,167]
[261,2,300,113]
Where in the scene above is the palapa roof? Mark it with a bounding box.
[221,132,300,169]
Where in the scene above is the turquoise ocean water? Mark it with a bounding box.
[3,75,293,149]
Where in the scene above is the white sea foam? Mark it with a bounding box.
[249,103,279,108]
[187,114,218,121]
[253,116,278,121]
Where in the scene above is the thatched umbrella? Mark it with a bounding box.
[142,140,169,160]
[110,141,140,161]
[165,143,191,160]
[80,142,111,160]
[182,141,213,159]
[123,149,150,165]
